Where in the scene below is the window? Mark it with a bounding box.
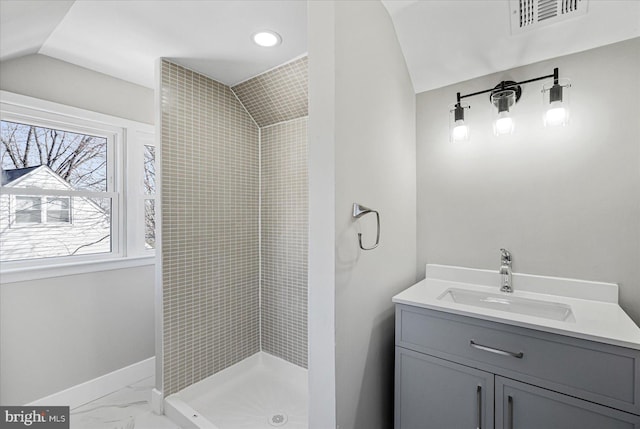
[143,144,156,249]
[46,197,71,223]
[1,120,114,262]
[1,91,155,274]
[15,196,42,224]
[13,196,71,225]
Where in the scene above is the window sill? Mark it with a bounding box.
[0,255,156,284]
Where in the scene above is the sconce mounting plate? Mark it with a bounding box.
[489,81,522,104]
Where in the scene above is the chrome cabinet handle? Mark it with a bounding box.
[469,340,524,359]
[508,395,514,429]
[476,385,482,429]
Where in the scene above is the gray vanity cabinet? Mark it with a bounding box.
[395,304,640,429]
[395,347,494,429]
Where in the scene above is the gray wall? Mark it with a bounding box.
[308,1,417,427]
[0,54,154,124]
[0,55,156,405]
[160,60,260,396]
[0,267,155,405]
[416,38,640,323]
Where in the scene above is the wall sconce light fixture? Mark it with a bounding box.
[449,67,571,142]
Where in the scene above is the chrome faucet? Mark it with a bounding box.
[500,248,513,293]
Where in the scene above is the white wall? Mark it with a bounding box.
[0,267,155,405]
[416,38,640,323]
[0,54,154,125]
[308,1,417,427]
[307,1,337,426]
[0,54,155,404]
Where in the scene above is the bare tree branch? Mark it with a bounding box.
[1,123,20,168]
[34,127,46,165]
[69,234,110,256]
[21,126,34,167]
[2,122,108,191]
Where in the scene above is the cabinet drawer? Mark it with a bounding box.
[396,304,640,414]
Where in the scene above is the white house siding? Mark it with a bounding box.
[0,167,111,261]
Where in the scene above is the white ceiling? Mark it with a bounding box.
[381,0,640,93]
[0,0,74,60]
[0,0,308,88]
[1,1,638,93]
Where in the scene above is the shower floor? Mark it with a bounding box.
[165,352,307,429]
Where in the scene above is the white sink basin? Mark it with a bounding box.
[393,265,640,350]
[437,287,575,322]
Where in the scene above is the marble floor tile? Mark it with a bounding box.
[70,376,179,429]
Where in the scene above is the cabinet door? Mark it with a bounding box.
[496,376,640,429]
[395,347,494,429]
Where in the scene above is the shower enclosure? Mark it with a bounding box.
[155,57,309,429]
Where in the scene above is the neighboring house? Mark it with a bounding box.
[0,165,110,261]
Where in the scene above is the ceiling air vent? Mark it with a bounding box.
[509,0,589,34]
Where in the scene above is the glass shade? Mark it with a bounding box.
[449,102,470,142]
[542,79,571,127]
[491,89,517,136]
[451,120,469,142]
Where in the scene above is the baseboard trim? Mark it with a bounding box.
[27,357,155,409]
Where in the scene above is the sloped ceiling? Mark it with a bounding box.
[1,1,638,93]
[0,0,307,88]
[381,0,640,93]
[0,0,74,60]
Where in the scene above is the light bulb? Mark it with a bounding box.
[494,111,514,136]
[451,120,469,142]
[544,101,568,127]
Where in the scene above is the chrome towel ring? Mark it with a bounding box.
[352,203,380,250]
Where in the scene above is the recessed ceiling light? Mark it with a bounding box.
[252,30,281,48]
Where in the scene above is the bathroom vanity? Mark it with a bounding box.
[393,265,640,429]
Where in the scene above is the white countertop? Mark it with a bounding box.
[393,265,640,350]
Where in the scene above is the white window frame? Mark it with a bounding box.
[0,91,155,282]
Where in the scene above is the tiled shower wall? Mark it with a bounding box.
[232,57,308,127]
[233,56,309,368]
[160,57,308,396]
[260,118,308,367]
[160,60,260,396]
